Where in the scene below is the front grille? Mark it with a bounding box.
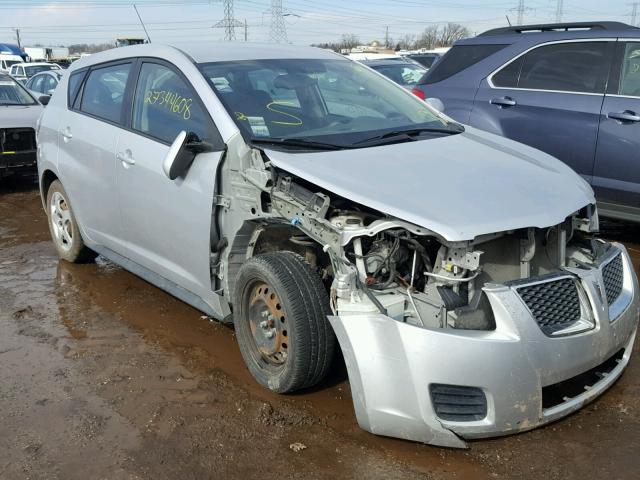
[542,349,625,409]
[602,254,624,306]
[517,277,582,335]
[0,128,36,153]
[430,384,487,422]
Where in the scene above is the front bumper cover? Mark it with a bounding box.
[328,243,639,448]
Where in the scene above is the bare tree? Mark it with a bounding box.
[436,23,470,46]
[339,33,360,50]
[416,25,439,49]
[395,33,416,51]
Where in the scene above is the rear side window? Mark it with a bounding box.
[67,70,85,107]
[420,44,507,84]
[80,62,131,123]
[132,62,210,144]
[493,42,611,94]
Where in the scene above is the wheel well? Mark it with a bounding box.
[40,170,58,207]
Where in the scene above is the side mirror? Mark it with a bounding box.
[426,97,445,113]
[38,95,50,105]
[162,131,212,180]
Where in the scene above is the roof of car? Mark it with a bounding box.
[460,21,640,45]
[71,42,342,70]
[361,59,419,67]
[18,62,59,67]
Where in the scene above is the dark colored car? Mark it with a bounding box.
[413,22,640,222]
[406,53,441,69]
[361,59,427,88]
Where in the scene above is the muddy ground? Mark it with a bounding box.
[0,176,638,480]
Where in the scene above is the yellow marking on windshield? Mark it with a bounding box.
[143,89,193,120]
[267,101,303,126]
[2,151,16,155]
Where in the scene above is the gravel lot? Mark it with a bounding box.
[1,176,639,480]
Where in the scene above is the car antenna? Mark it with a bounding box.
[133,4,152,43]
[505,15,512,26]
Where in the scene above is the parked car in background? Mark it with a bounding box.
[406,52,442,69]
[413,22,640,222]
[37,43,638,448]
[360,58,427,89]
[8,62,61,84]
[26,69,63,100]
[0,54,23,73]
[0,73,42,178]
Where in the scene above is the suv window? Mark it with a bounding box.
[80,62,131,123]
[420,44,507,84]
[132,62,209,144]
[493,41,611,94]
[618,42,640,97]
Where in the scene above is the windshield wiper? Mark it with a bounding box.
[352,125,464,146]
[251,137,348,151]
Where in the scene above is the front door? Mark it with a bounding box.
[592,40,640,220]
[116,60,226,307]
[470,40,614,181]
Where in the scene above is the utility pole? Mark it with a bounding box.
[244,19,248,41]
[14,28,21,49]
[270,0,287,43]
[384,26,389,48]
[214,0,243,41]
[555,0,564,23]
[516,0,525,25]
[631,2,640,27]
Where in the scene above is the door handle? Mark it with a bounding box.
[607,111,640,123]
[490,97,517,108]
[61,127,72,141]
[116,151,136,166]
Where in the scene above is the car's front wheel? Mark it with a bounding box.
[46,180,96,263]
[233,252,336,393]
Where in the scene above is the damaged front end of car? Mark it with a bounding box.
[218,141,639,448]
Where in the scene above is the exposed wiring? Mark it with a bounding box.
[424,270,481,283]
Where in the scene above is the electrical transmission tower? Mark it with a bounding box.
[516,0,526,25]
[270,0,288,43]
[555,0,564,22]
[631,2,640,27]
[214,0,244,41]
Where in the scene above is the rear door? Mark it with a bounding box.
[592,40,640,220]
[57,60,134,249]
[470,40,615,181]
[115,59,226,303]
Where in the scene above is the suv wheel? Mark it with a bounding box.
[233,252,336,393]
[46,180,96,263]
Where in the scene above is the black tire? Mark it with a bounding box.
[46,180,97,263]
[233,252,336,393]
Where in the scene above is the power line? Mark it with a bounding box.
[269,0,287,43]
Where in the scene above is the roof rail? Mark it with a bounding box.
[479,21,637,36]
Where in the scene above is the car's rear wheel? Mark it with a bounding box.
[233,252,336,393]
[46,180,96,263]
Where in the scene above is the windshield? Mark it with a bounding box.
[368,63,427,86]
[0,78,36,105]
[25,65,58,77]
[199,58,458,149]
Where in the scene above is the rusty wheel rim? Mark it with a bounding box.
[247,281,288,366]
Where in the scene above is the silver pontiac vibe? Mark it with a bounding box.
[36,42,639,448]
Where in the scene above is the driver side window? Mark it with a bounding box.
[132,62,209,144]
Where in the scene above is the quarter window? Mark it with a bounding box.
[132,62,209,144]
[618,42,640,97]
[68,70,85,107]
[80,63,131,123]
[420,44,507,85]
[493,42,611,94]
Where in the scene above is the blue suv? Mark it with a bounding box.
[414,22,640,222]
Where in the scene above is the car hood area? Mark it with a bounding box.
[265,126,595,241]
[0,105,42,129]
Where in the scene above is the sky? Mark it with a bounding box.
[0,0,637,47]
